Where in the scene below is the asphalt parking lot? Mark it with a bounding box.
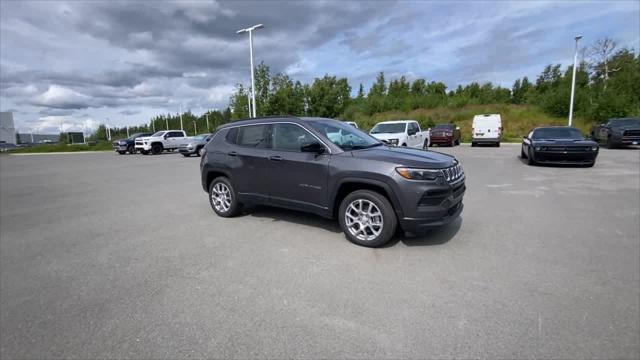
[1,145,639,359]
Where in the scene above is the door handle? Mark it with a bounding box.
[269,155,283,161]
[228,151,238,156]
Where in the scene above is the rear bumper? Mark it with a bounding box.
[178,146,196,154]
[472,137,500,143]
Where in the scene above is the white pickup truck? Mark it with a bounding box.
[369,120,430,149]
[135,130,187,155]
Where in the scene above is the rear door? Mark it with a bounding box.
[264,123,330,213]
[229,125,270,202]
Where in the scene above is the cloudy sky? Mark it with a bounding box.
[1,0,638,133]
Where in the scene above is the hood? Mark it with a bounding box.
[350,146,455,169]
[370,133,404,141]
[532,139,597,146]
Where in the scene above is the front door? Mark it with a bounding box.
[265,123,330,214]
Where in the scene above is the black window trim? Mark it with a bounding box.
[222,121,332,154]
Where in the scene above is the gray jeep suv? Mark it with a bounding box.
[200,117,465,247]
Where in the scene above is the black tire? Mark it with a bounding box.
[496,142,501,147]
[584,161,595,168]
[521,145,527,159]
[455,138,460,146]
[338,190,397,248]
[117,151,126,155]
[471,142,476,147]
[401,143,407,147]
[127,145,135,154]
[527,148,536,166]
[182,153,190,157]
[141,150,149,155]
[151,143,163,155]
[208,177,242,217]
[195,146,203,156]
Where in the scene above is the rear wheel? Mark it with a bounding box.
[423,139,429,149]
[151,143,163,155]
[209,177,242,217]
[338,190,397,248]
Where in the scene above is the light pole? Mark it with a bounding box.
[237,24,264,118]
[193,120,197,135]
[179,104,184,131]
[568,35,582,127]
[206,114,210,132]
[165,116,169,130]
[126,126,129,138]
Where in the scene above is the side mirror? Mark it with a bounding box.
[164,134,169,139]
[301,142,325,154]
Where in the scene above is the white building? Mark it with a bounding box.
[0,112,16,145]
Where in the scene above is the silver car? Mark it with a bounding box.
[178,133,213,157]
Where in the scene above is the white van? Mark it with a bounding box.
[471,114,502,147]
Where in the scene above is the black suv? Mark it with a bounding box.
[200,117,465,247]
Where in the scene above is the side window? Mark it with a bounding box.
[237,125,268,148]
[411,122,419,132]
[225,128,238,144]
[271,123,315,152]
[528,131,534,139]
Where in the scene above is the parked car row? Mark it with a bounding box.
[113,131,212,157]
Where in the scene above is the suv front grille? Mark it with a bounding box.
[441,163,463,183]
[623,130,640,137]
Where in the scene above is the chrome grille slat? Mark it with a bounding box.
[440,163,464,183]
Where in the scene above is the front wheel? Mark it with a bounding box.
[127,145,135,154]
[607,136,616,149]
[527,148,536,166]
[338,190,397,248]
[209,177,242,217]
[151,143,163,155]
[140,150,149,155]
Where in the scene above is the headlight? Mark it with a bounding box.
[396,167,441,180]
[119,141,127,145]
[535,146,542,151]
[388,139,399,145]
[591,146,598,151]
[143,141,148,145]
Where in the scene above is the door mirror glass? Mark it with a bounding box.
[407,128,417,136]
[301,142,325,154]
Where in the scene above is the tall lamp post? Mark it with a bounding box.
[237,24,264,118]
[568,35,582,127]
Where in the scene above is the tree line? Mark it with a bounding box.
[90,37,637,141]
[229,37,638,125]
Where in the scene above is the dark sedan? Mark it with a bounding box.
[521,127,599,167]
[430,124,461,146]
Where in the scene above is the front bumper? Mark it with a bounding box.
[178,146,196,154]
[472,137,500,143]
[532,149,598,164]
[431,136,454,144]
[134,143,151,151]
[393,175,466,235]
[113,144,129,151]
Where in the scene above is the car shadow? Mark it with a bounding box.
[242,205,342,234]
[244,205,463,247]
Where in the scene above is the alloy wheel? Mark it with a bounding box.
[211,182,232,213]
[344,199,384,241]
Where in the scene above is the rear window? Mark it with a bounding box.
[237,125,268,148]
[225,128,238,144]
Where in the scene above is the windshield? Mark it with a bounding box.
[433,124,454,130]
[370,123,407,134]
[532,128,584,140]
[128,133,146,139]
[307,120,381,150]
[609,118,640,127]
[151,131,166,137]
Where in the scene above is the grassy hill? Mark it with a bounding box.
[347,104,593,142]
